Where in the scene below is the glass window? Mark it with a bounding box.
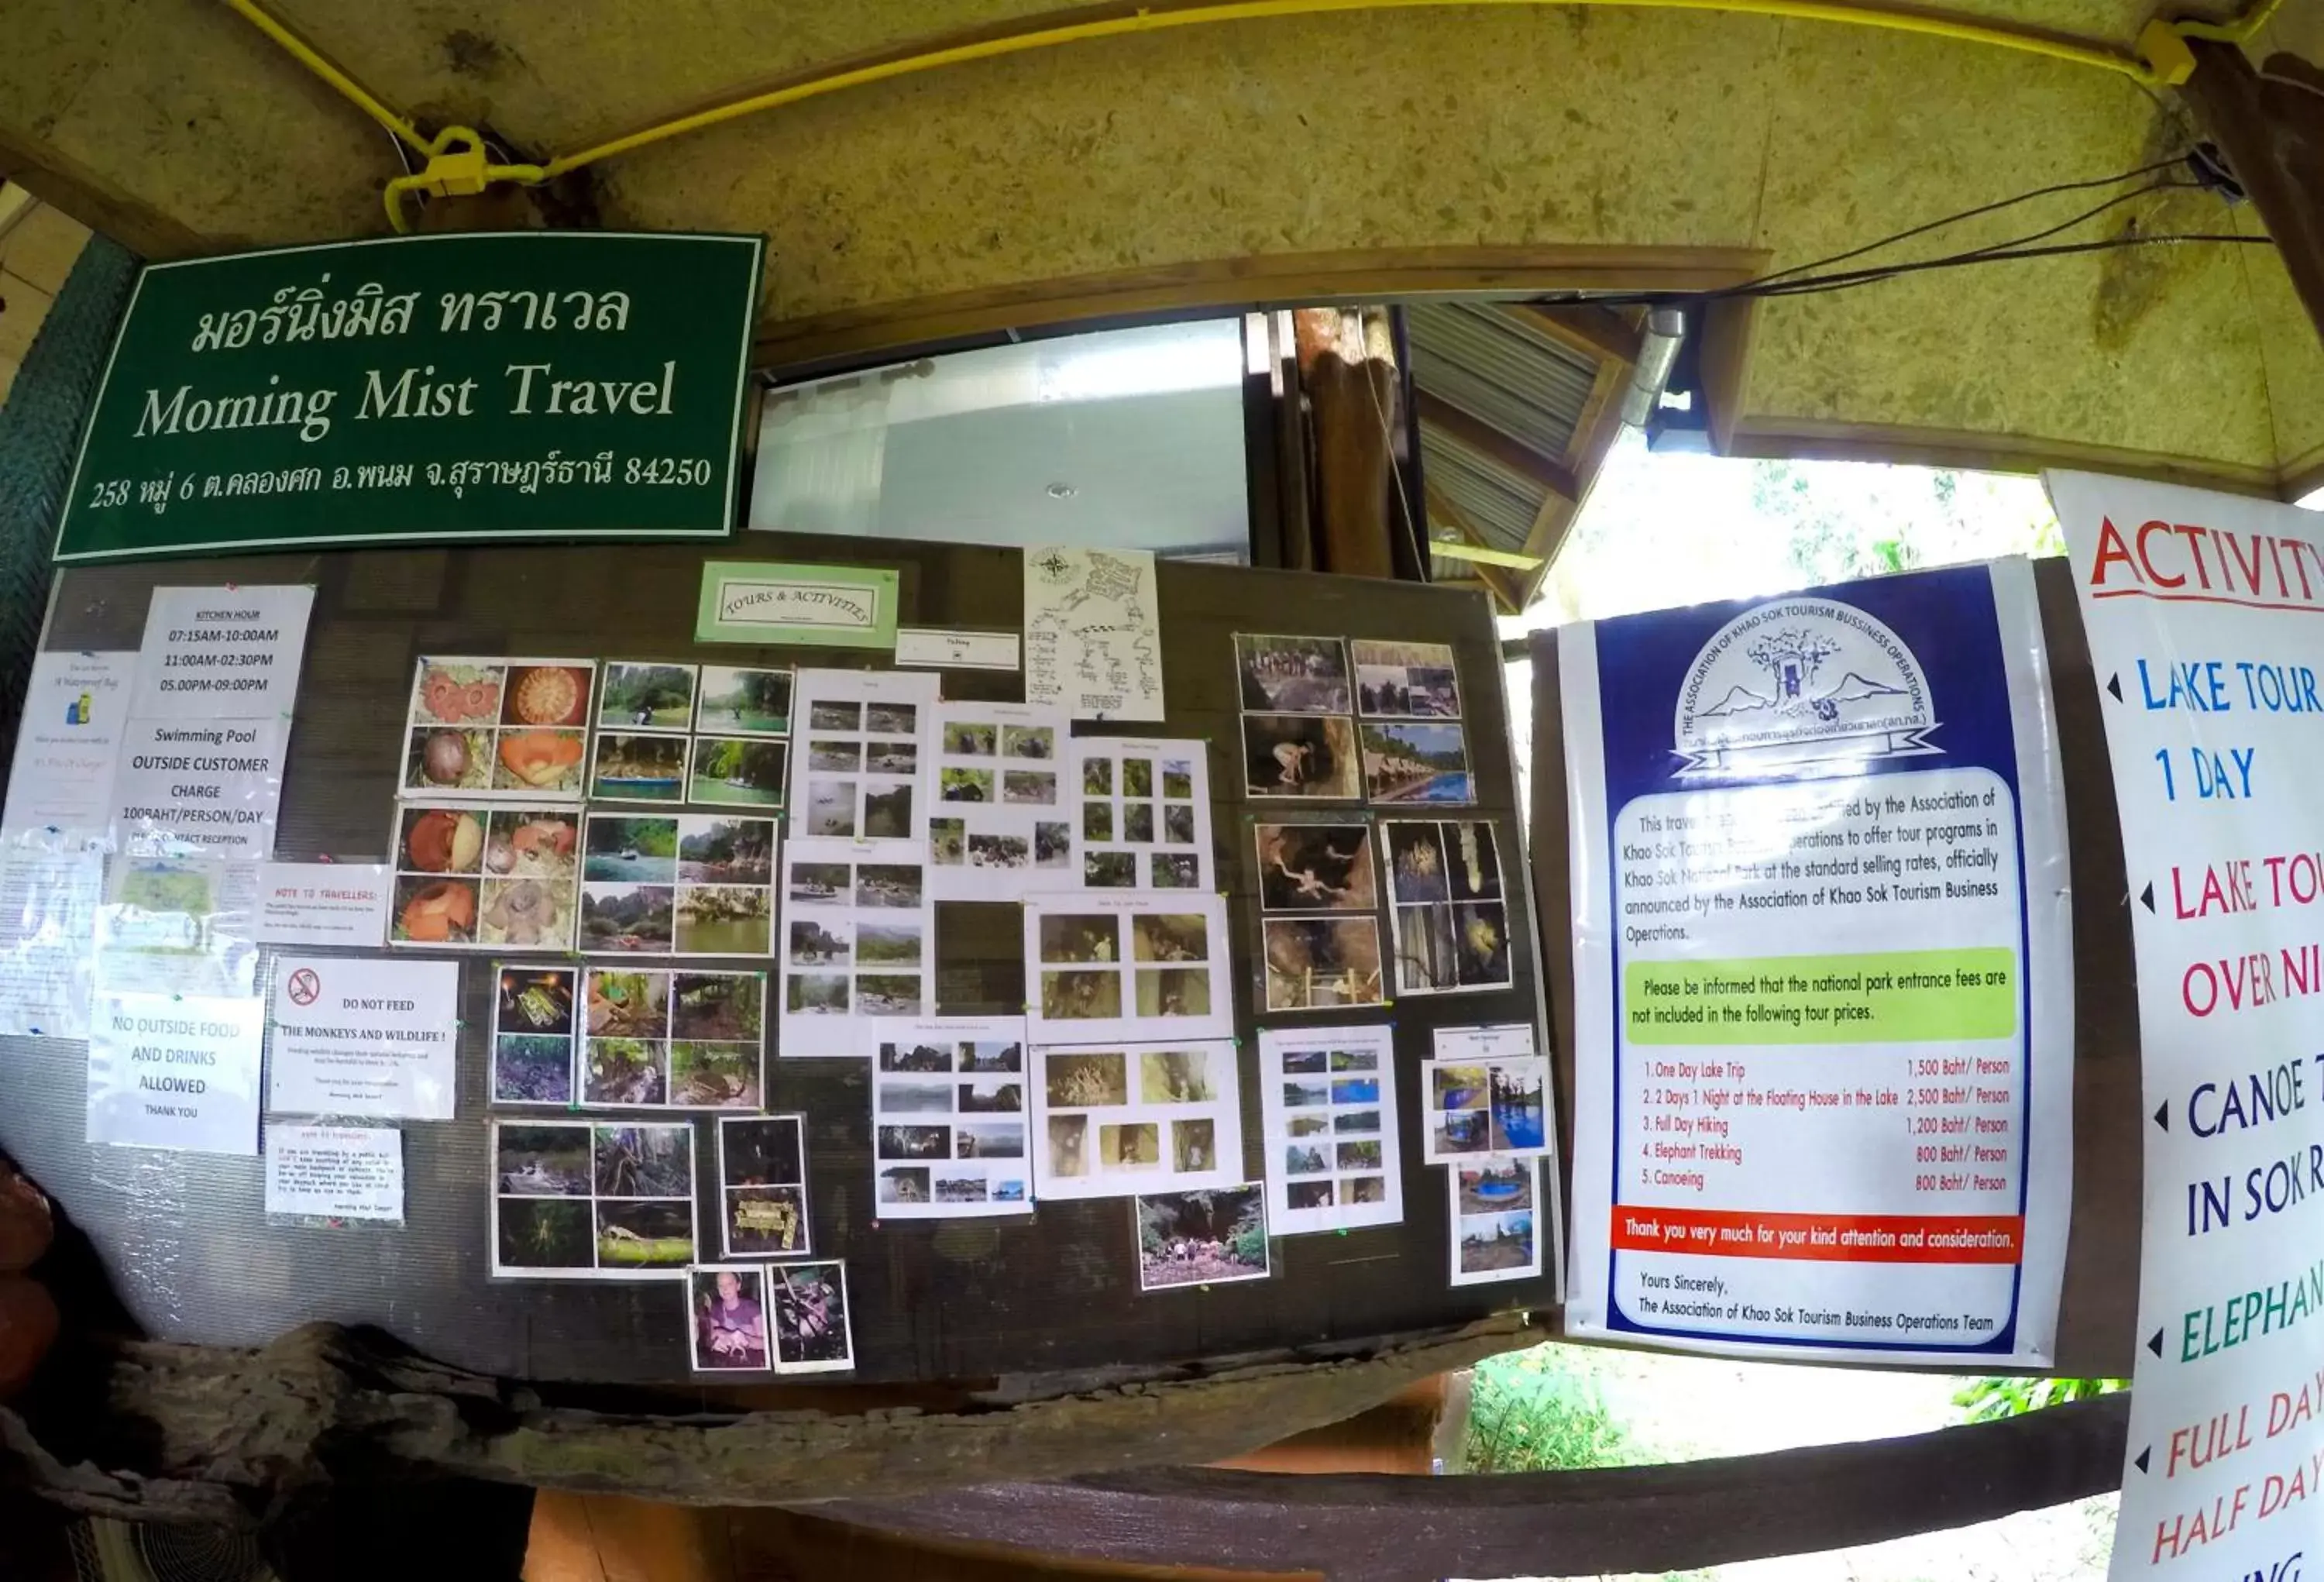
[749,320,1250,558]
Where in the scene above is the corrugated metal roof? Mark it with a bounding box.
[1407,301,1607,590]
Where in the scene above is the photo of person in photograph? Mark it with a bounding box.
[772,1263,854,1370]
[1255,824,1377,911]
[690,1267,768,1370]
[1243,714,1360,799]
[696,665,792,736]
[1136,1185,1270,1291]
[1352,639,1461,718]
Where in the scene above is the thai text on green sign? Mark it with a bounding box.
[55,230,765,562]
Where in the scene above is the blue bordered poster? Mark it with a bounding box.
[1559,559,2073,1363]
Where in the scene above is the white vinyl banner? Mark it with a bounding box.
[1559,559,2074,1364]
[2052,471,2324,1582]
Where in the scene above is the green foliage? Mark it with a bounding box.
[1466,1346,1638,1473]
[1229,1201,1268,1266]
[1953,1374,2126,1422]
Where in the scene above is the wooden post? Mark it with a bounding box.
[2180,42,2324,344]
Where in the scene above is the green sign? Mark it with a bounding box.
[695,560,900,648]
[54,230,765,562]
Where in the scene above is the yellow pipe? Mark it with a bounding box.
[542,0,2162,177]
[216,0,441,157]
[2173,0,2281,43]
[222,0,2285,198]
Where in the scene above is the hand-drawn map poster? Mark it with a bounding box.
[1023,546,1165,722]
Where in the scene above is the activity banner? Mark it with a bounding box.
[54,231,763,562]
[2052,472,2324,1582]
[1560,559,2072,1363]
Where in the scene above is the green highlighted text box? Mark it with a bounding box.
[1624,949,2016,1044]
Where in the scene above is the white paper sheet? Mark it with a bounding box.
[0,848,102,1038]
[1448,1154,1544,1287]
[128,586,314,722]
[1378,817,1514,998]
[778,837,931,1056]
[108,714,287,855]
[2049,472,2324,1582]
[264,1124,405,1223]
[387,803,581,953]
[1067,736,1213,892]
[717,1113,813,1260]
[895,628,1020,672]
[253,863,394,947]
[86,989,264,1154]
[1030,1039,1243,1201]
[871,1016,1033,1216]
[787,669,939,848]
[927,701,1074,900]
[266,955,460,1119]
[1023,890,1233,1044]
[93,847,261,1000]
[2,651,134,843]
[1257,1024,1403,1235]
[489,962,579,1106]
[1023,546,1165,721]
[1252,820,1388,1014]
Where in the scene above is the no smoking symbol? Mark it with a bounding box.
[286,968,321,1006]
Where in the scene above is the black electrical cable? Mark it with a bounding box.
[1741,180,2201,300]
[1719,232,2268,302]
[1746,153,2194,288]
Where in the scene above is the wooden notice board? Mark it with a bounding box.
[0,533,1548,1387]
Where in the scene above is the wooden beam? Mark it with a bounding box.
[753,246,1773,373]
[0,127,200,261]
[1,1316,1550,1527]
[1696,297,1761,458]
[1508,302,1642,366]
[816,1393,2130,1582]
[1414,390,1580,500]
[1720,415,2282,497]
[2179,43,2324,348]
[1423,480,1528,614]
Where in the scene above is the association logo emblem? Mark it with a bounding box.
[1673,596,1938,775]
[286,967,321,1006]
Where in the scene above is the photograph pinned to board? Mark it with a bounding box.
[927,700,1074,899]
[1259,1024,1403,1235]
[1031,1038,1243,1202]
[1071,736,1214,890]
[1352,639,1462,720]
[1422,1023,1549,1163]
[1135,1185,1270,1291]
[490,1118,698,1280]
[1243,713,1361,801]
[695,665,792,737]
[1360,720,1474,804]
[490,962,578,1106]
[1253,821,1377,912]
[779,837,932,1055]
[596,662,699,733]
[403,656,595,801]
[589,732,690,804]
[1260,917,1385,1013]
[687,1264,772,1372]
[579,812,777,956]
[1022,890,1235,1044]
[872,1016,1033,1216]
[787,669,940,844]
[1382,819,1512,996]
[718,1113,813,1260]
[582,966,766,1110]
[1449,1154,1542,1286]
[770,1260,855,1373]
[387,803,579,951]
[1236,634,1353,714]
[687,737,789,810]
